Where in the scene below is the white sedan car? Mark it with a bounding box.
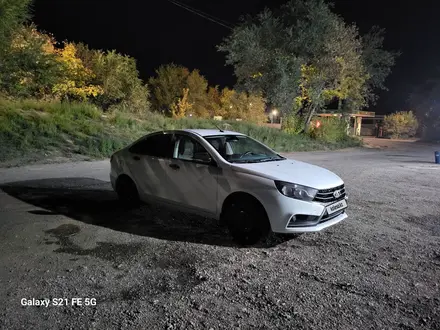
[110,129,348,245]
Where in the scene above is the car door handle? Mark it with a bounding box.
[169,163,180,170]
[132,155,140,161]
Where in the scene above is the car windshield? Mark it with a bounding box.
[204,135,286,163]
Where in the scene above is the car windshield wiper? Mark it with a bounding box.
[230,160,259,163]
[256,157,285,163]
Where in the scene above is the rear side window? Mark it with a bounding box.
[129,134,174,158]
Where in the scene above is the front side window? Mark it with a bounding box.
[129,133,174,158]
[204,135,285,163]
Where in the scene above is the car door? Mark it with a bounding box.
[165,134,219,216]
[126,133,175,201]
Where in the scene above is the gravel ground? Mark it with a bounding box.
[0,140,439,329]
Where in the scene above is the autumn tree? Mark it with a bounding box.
[171,88,192,118]
[52,43,103,101]
[206,86,222,117]
[149,64,211,117]
[186,69,210,117]
[246,92,267,123]
[383,111,418,139]
[149,64,190,115]
[219,88,267,124]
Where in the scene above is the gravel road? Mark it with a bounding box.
[1,141,439,329]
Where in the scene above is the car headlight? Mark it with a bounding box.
[274,181,318,202]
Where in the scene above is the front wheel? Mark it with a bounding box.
[223,198,270,246]
[115,176,140,208]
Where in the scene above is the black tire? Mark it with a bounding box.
[115,176,140,208]
[223,196,270,246]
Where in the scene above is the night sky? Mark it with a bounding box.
[32,0,440,114]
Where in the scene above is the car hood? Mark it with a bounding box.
[231,159,344,190]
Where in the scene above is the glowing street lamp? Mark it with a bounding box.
[271,109,278,123]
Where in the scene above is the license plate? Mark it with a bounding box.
[326,199,347,215]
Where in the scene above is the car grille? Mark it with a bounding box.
[314,184,346,204]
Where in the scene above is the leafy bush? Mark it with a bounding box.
[282,113,305,135]
[308,117,348,143]
[383,111,418,139]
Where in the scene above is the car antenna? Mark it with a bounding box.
[213,122,224,132]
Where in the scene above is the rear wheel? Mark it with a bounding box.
[223,196,270,246]
[115,176,140,208]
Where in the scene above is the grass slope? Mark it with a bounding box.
[0,99,362,166]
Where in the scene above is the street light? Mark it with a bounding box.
[271,109,278,123]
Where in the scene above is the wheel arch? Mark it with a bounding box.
[115,173,136,190]
[220,191,270,227]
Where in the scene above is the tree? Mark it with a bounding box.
[171,88,192,118]
[186,69,210,118]
[0,25,63,98]
[206,86,222,117]
[72,45,150,113]
[52,43,103,101]
[89,49,150,113]
[246,93,267,123]
[149,64,190,115]
[219,0,397,130]
[149,64,212,117]
[0,0,32,55]
[361,26,399,106]
[218,87,267,123]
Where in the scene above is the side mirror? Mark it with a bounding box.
[194,151,212,164]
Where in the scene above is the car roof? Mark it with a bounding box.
[179,129,245,137]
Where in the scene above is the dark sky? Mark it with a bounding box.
[32,0,440,114]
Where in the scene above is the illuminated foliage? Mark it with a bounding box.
[218,87,267,124]
[149,64,190,115]
[383,111,419,139]
[52,43,103,100]
[171,88,192,118]
[149,64,214,118]
[86,48,150,113]
[0,25,63,98]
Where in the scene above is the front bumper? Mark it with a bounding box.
[266,192,348,234]
[280,210,348,233]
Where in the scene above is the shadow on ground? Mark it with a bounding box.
[0,177,288,248]
[0,178,234,246]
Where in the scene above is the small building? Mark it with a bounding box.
[316,111,384,136]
